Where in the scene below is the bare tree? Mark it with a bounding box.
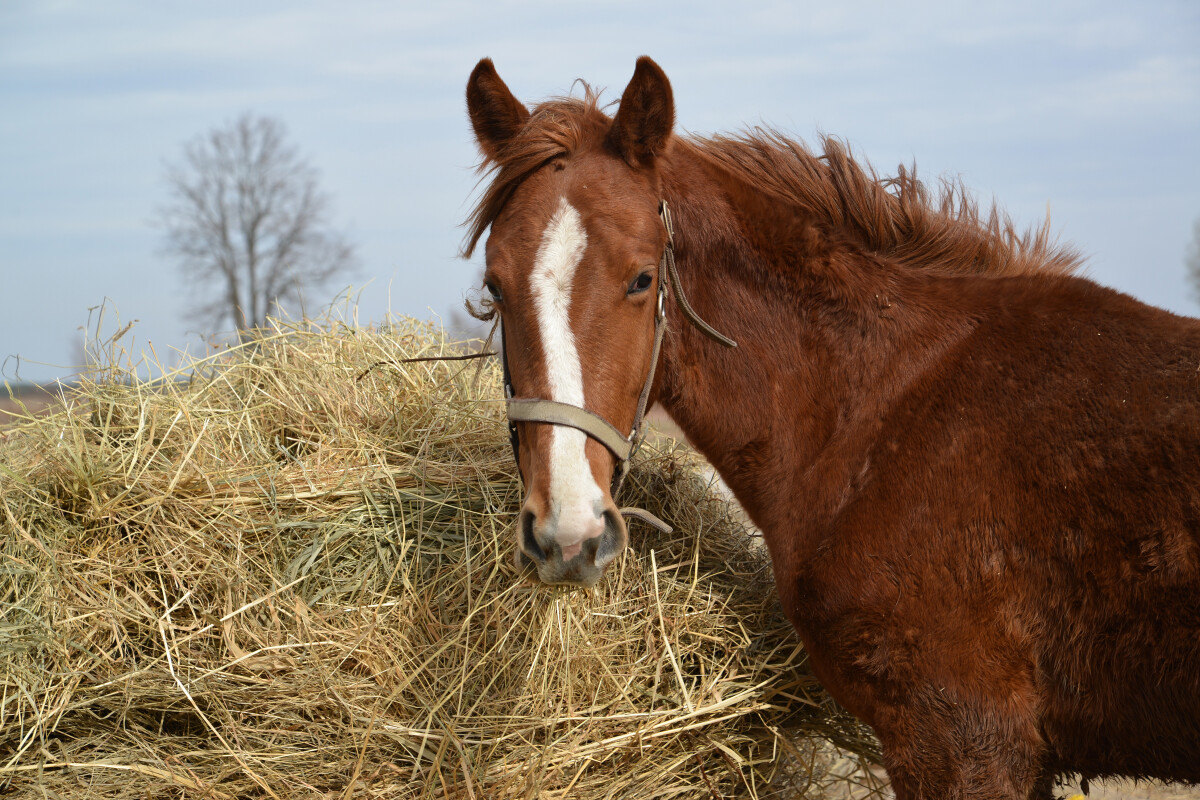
[160,113,357,337]
[1188,216,1200,307]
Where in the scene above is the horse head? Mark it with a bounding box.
[465,57,677,586]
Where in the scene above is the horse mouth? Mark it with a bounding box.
[514,547,603,588]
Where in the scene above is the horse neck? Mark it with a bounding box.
[653,149,973,536]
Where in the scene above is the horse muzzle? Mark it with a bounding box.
[515,505,628,587]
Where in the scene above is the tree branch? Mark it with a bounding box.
[159,113,359,337]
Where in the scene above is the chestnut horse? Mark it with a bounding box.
[463,56,1200,798]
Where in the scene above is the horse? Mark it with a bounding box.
[462,56,1200,799]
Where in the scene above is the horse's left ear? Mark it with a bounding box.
[606,56,675,168]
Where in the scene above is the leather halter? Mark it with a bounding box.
[499,200,737,533]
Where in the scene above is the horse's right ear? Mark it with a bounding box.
[467,58,530,162]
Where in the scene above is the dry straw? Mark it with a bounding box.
[1,315,880,798]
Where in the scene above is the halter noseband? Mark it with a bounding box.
[500,200,737,534]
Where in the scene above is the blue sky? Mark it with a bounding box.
[2,0,1198,383]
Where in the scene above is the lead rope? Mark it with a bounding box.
[503,199,738,535]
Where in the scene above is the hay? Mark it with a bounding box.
[0,316,879,798]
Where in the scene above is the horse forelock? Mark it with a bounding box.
[463,87,612,259]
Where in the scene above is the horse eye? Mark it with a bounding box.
[484,280,503,304]
[627,272,654,296]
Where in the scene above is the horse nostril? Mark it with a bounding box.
[594,509,628,567]
[520,509,546,564]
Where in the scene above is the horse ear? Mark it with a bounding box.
[606,56,675,167]
[467,58,531,161]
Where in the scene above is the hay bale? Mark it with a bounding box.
[0,317,878,798]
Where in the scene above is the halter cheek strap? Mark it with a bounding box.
[501,200,737,534]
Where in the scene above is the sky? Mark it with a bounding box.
[1,0,1198,383]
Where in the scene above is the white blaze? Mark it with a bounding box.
[531,197,605,559]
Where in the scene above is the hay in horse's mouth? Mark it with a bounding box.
[0,313,878,798]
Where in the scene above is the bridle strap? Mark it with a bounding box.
[507,399,634,462]
[500,199,736,536]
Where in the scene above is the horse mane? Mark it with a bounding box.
[686,131,1083,277]
[464,89,1083,277]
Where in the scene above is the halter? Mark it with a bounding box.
[500,200,737,534]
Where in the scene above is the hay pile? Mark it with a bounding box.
[0,317,878,798]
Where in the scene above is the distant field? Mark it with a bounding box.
[0,383,65,426]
